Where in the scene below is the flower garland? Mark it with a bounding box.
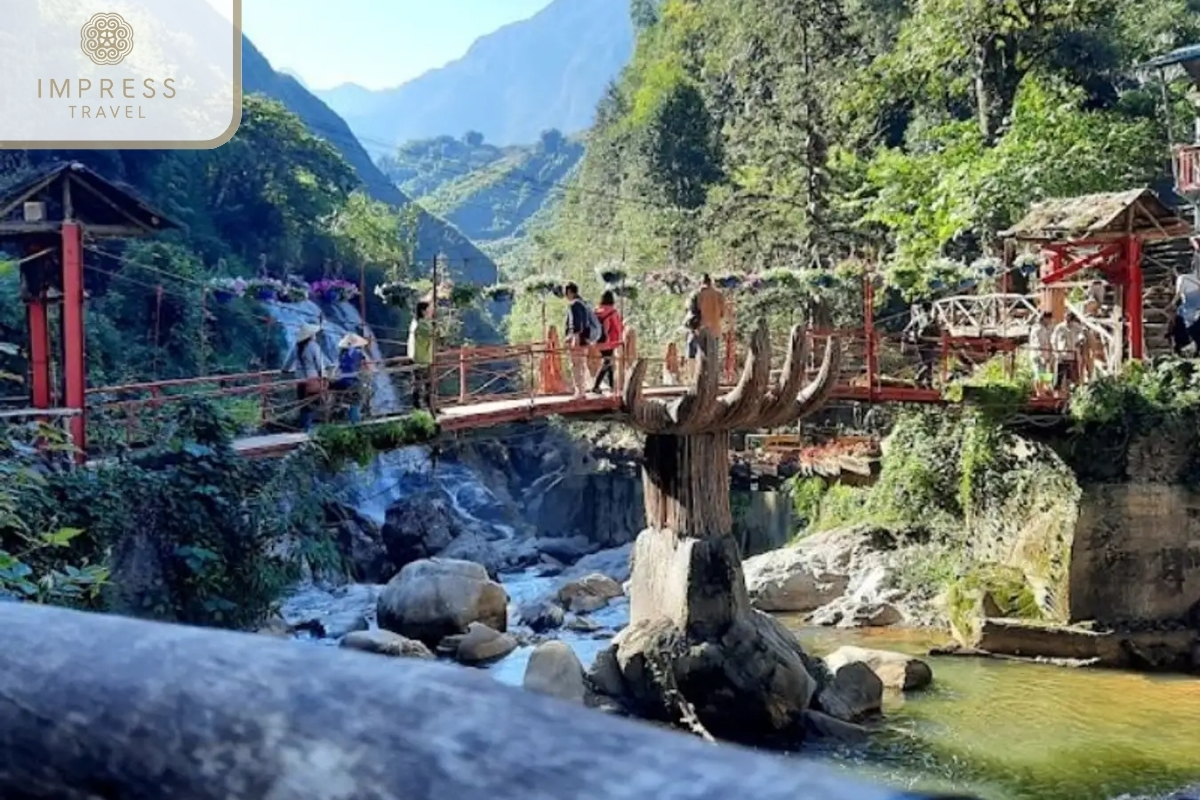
[643,269,696,295]
[310,278,359,304]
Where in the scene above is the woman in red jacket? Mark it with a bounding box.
[591,290,624,394]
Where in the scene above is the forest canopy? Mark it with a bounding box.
[511,0,1200,344]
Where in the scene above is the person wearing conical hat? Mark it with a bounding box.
[281,322,331,432]
[332,332,372,424]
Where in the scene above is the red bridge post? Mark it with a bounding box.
[61,221,86,462]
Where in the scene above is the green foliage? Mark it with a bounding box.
[377,134,585,271]
[945,355,1035,424]
[946,564,1044,643]
[5,399,336,629]
[0,429,110,605]
[1069,357,1200,434]
[519,0,1193,349]
[1,94,421,392]
[311,411,439,470]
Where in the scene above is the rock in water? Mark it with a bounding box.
[444,622,517,665]
[823,646,933,692]
[523,641,586,704]
[558,573,624,613]
[743,547,849,613]
[340,629,434,659]
[518,599,565,632]
[815,661,883,722]
[376,558,508,645]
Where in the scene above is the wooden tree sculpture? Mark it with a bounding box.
[596,320,841,746]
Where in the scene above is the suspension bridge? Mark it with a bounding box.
[0,162,1194,466]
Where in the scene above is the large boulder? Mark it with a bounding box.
[523,641,586,704]
[558,573,624,614]
[340,629,434,659]
[380,490,465,568]
[823,646,933,692]
[743,547,849,613]
[376,558,508,645]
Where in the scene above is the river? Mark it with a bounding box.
[488,583,1200,800]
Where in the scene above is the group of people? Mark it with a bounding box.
[1027,311,1087,392]
[562,273,731,396]
[562,284,625,398]
[281,300,436,432]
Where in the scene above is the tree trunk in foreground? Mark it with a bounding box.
[596,325,842,747]
[0,603,922,800]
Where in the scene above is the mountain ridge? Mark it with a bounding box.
[315,0,634,151]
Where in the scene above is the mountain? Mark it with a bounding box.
[241,39,495,284]
[315,0,634,152]
[377,130,584,273]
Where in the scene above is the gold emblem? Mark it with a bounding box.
[80,13,134,66]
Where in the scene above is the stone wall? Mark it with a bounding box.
[1070,483,1200,626]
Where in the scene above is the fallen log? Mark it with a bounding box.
[0,603,963,800]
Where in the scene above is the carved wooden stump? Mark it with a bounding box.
[594,320,841,747]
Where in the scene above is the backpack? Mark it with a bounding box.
[582,301,604,345]
[338,347,363,377]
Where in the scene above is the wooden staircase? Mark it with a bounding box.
[1142,236,1192,359]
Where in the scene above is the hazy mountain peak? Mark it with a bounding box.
[315,0,634,152]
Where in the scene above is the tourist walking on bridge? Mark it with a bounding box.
[1051,312,1084,391]
[684,274,726,378]
[1171,259,1200,355]
[591,290,624,395]
[563,282,597,398]
[408,301,435,411]
[282,323,330,433]
[332,333,372,423]
[1028,311,1054,394]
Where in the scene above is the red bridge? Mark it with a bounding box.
[1,163,1192,463]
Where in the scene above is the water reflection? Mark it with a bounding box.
[789,624,1200,800]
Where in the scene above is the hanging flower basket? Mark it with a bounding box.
[715,272,744,290]
[208,277,245,304]
[958,276,977,290]
[482,283,515,303]
[521,275,564,298]
[929,278,945,291]
[758,268,805,291]
[276,281,310,304]
[595,263,627,286]
[972,256,1001,278]
[310,278,359,304]
[1015,253,1040,277]
[245,277,284,302]
[644,269,696,295]
[375,281,417,308]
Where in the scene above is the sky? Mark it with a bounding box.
[203,0,556,90]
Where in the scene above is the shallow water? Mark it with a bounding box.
[487,575,1200,800]
[789,626,1200,800]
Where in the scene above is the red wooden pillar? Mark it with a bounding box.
[61,221,86,459]
[1125,234,1144,361]
[26,296,51,409]
[862,270,878,402]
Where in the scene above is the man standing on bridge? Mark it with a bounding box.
[408,301,434,411]
[684,273,726,379]
[563,282,594,398]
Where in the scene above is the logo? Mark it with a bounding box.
[80,13,134,66]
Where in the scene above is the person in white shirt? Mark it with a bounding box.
[1050,313,1084,391]
[1028,311,1054,394]
[1172,263,1200,355]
